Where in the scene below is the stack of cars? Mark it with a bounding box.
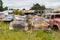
[9,15,49,31]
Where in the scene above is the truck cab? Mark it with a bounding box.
[45,13,60,30]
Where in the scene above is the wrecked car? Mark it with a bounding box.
[45,13,60,30]
[32,17,49,30]
[9,16,28,30]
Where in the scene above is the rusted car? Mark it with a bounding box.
[9,16,28,30]
[31,16,49,30]
[45,13,60,30]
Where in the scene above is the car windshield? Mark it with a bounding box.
[16,17,26,22]
[34,17,45,21]
[33,17,46,24]
[55,15,60,18]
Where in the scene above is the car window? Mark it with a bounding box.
[34,18,45,21]
[51,15,54,19]
[55,15,60,18]
[33,17,45,24]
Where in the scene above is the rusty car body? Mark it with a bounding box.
[31,15,49,30]
[45,13,60,30]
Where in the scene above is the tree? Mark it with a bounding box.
[12,9,19,15]
[41,5,46,10]
[30,3,46,10]
[19,11,24,16]
[12,9,24,15]
[0,0,3,11]
[4,7,8,11]
[22,8,25,10]
[9,8,14,10]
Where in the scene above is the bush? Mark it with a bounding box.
[19,11,24,16]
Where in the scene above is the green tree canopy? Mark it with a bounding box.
[12,9,19,15]
[30,3,46,10]
[19,11,24,16]
[12,9,24,16]
[22,8,26,10]
[4,7,8,11]
[0,0,3,11]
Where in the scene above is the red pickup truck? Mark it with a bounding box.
[45,13,60,30]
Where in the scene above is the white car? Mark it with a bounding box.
[9,16,28,30]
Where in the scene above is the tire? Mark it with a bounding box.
[52,25,58,31]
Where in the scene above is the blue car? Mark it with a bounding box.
[2,14,14,22]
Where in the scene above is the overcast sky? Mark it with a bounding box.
[2,0,60,9]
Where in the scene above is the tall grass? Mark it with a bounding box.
[0,21,60,40]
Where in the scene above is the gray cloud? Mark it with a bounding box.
[2,0,60,9]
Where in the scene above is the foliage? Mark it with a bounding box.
[12,9,19,15]
[0,0,3,11]
[9,8,14,10]
[0,0,8,11]
[0,21,60,40]
[12,9,24,16]
[3,7,8,11]
[22,8,25,10]
[19,11,24,16]
[30,3,46,10]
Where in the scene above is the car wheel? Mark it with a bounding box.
[53,25,58,31]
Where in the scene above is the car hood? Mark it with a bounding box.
[33,21,49,25]
[13,21,25,24]
[54,18,60,22]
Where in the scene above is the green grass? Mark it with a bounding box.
[0,21,60,40]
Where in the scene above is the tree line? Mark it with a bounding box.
[0,0,8,12]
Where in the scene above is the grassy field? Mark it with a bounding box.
[0,21,60,40]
